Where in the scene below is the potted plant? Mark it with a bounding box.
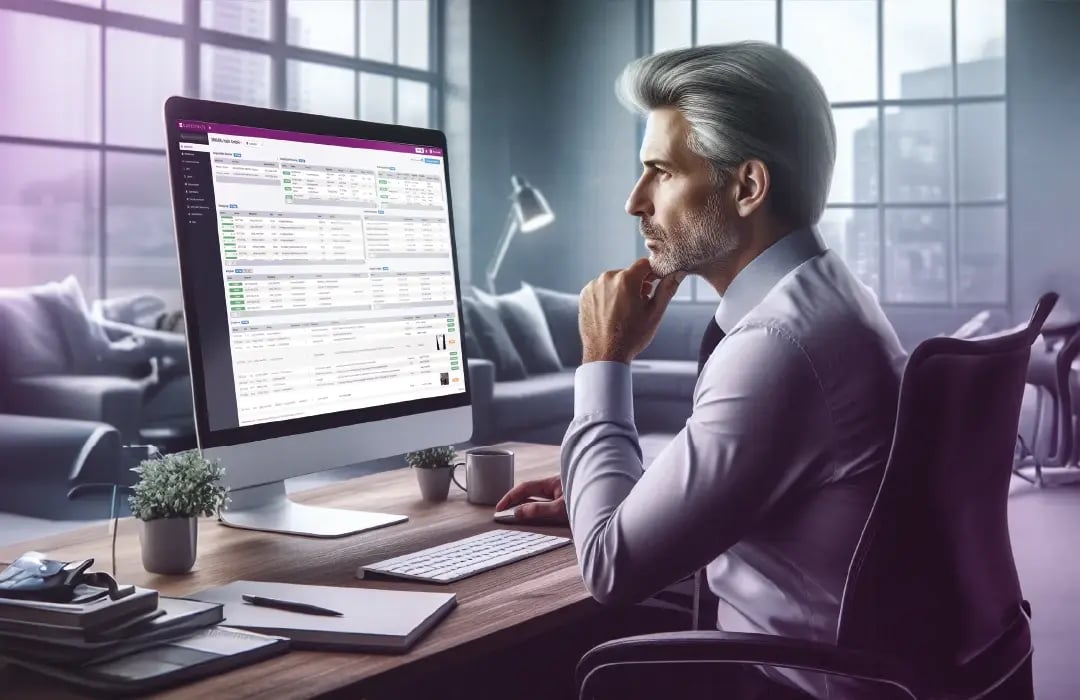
[406,446,458,502]
[129,451,230,575]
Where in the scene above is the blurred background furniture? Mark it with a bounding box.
[464,283,707,446]
[0,277,194,453]
[0,413,127,520]
[485,174,555,294]
[574,293,1055,700]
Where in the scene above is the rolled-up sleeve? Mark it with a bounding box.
[560,324,833,606]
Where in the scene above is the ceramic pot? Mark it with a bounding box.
[414,466,454,502]
[139,517,197,574]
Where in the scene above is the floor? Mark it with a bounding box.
[1,467,1077,698]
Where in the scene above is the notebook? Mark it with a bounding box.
[0,597,225,665]
[1,626,287,696]
[0,585,158,630]
[189,581,457,653]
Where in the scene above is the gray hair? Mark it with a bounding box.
[615,42,836,228]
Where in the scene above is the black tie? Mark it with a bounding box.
[697,317,725,376]
[692,317,724,631]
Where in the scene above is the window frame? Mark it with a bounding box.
[644,0,1009,309]
[0,0,444,300]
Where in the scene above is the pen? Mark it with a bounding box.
[242,594,343,617]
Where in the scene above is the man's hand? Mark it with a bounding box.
[580,259,686,364]
[494,475,567,525]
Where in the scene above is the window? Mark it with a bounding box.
[0,0,441,309]
[649,0,1007,306]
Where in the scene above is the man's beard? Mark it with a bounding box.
[640,190,739,277]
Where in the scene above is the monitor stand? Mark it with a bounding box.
[218,481,407,538]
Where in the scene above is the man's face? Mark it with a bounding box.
[626,107,739,277]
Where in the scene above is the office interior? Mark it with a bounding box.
[1,0,1079,698]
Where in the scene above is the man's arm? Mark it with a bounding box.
[560,323,833,606]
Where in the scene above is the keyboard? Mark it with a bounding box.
[356,529,572,584]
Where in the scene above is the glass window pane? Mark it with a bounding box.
[201,0,272,40]
[884,208,949,303]
[106,30,184,148]
[957,0,1005,96]
[0,11,101,142]
[107,0,183,22]
[397,79,430,128]
[821,208,879,295]
[0,145,100,294]
[830,108,878,204]
[883,106,952,203]
[883,0,952,99]
[958,102,1005,202]
[287,0,355,56]
[359,0,394,62]
[398,0,430,70]
[360,72,394,123]
[286,61,356,119]
[782,0,878,103]
[200,45,272,108]
[694,277,720,302]
[697,0,776,44]
[106,153,181,309]
[958,206,1007,304]
[653,0,692,52]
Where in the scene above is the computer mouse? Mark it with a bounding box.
[492,496,552,523]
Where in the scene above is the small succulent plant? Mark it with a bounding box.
[129,451,230,521]
[405,445,458,469]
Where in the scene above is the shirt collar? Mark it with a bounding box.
[714,226,827,331]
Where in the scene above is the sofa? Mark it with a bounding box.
[463,283,712,446]
[0,277,194,451]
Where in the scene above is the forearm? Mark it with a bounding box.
[560,361,646,604]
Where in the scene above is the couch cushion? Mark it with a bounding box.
[631,359,698,400]
[37,276,112,373]
[532,286,583,368]
[462,295,527,381]
[480,284,563,375]
[0,286,69,378]
[492,370,575,432]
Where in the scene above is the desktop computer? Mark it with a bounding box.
[163,96,472,538]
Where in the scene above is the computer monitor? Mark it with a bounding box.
[163,96,472,538]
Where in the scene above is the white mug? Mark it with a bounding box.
[452,448,515,506]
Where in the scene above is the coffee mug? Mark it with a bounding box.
[451,448,515,506]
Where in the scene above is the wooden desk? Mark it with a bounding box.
[0,442,600,698]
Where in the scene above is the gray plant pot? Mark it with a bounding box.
[139,517,198,574]
[414,466,453,502]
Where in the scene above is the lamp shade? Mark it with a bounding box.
[510,174,554,233]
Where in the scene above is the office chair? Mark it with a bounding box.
[575,292,1057,700]
[1015,327,1080,486]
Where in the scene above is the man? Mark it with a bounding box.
[495,42,907,698]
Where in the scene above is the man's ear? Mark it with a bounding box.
[731,159,770,218]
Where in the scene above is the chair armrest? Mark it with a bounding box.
[467,358,495,444]
[11,375,146,444]
[97,319,189,369]
[576,631,920,700]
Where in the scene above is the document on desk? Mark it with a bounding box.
[189,581,457,653]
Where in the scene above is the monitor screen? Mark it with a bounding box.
[170,117,465,435]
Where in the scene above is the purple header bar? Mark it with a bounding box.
[176,120,444,156]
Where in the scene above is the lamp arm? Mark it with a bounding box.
[485,206,519,294]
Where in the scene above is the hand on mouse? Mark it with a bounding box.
[495,475,568,525]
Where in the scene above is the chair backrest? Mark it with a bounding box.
[836,293,1056,695]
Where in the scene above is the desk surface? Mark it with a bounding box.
[0,442,597,699]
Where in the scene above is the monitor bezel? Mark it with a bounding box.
[163,96,471,451]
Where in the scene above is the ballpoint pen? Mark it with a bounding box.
[242,594,343,617]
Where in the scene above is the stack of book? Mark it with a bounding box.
[0,582,287,694]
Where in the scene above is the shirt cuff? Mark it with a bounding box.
[574,361,633,420]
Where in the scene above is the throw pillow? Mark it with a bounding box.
[0,286,69,377]
[36,276,113,373]
[531,286,584,368]
[458,299,485,360]
[462,295,527,381]
[479,284,563,375]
